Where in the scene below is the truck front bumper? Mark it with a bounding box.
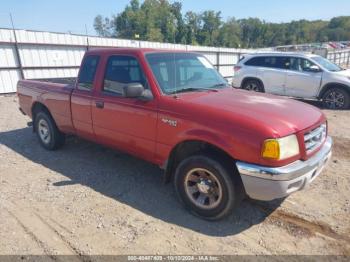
[236,136,332,201]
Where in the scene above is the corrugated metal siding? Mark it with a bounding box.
[24,68,79,79]
[15,30,87,45]
[0,70,21,93]
[0,28,261,93]
[219,53,240,65]
[0,44,18,67]
[0,29,15,42]
[219,66,234,79]
[0,42,19,93]
[19,45,85,67]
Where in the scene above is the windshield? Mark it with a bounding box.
[311,56,343,72]
[146,52,228,94]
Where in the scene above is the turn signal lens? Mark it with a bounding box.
[262,135,300,160]
[262,139,280,159]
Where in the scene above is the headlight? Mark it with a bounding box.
[262,134,299,160]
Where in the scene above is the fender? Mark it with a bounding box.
[161,129,237,183]
[181,129,233,152]
[163,128,236,167]
[318,82,350,99]
[31,91,49,118]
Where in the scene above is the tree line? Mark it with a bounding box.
[93,0,350,48]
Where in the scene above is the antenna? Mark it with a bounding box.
[9,13,15,30]
[173,18,177,97]
[85,24,89,50]
[173,51,177,98]
[9,13,25,80]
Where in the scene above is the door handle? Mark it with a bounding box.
[95,101,104,109]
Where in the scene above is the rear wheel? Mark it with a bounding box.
[34,111,65,150]
[174,155,243,220]
[243,79,264,92]
[322,87,350,109]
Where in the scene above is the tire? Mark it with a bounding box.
[34,111,65,150]
[242,79,264,92]
[174,155,243,220]
[321,87,350,109]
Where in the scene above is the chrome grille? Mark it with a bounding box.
[304,123,327,154]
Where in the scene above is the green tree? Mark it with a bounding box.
[239,18,265,48]
[184,11,200,45]
[217,18,241,48]
[146,27,164,41]
[113,0,145,39]
[93,0,350,48]
[93,15,112,37]
[199,11,222,46]
[328,16,350,40]
[171,2,187,44]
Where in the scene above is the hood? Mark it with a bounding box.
[179,88,325,137]
[333,69,350,78]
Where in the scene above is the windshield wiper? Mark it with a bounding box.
[169,87,218,95]
[209,83,228,89]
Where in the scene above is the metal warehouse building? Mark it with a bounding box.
[0,28,255,94]
[0,28,349,94]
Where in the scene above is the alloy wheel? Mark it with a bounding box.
[324,90,345,109]
[246,82,260,91]
[184,168,223,210]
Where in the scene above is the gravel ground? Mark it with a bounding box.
[0,95,349,256]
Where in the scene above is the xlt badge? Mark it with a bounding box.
[161,118,177,127]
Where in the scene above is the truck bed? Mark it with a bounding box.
[17,78,75,134]
[33,77,77,85]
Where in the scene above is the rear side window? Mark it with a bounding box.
[103,55,147,95]
[275,57,289,69]
[245,56,289,69]
[77,55,100,91]
[245,56,265,66]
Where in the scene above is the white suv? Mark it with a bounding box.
[232,52,350,109]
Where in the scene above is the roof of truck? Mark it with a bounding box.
[86,48,189,55]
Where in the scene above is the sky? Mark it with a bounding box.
[0,0,349,36]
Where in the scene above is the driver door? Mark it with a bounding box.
[284,57,323,98]
[91,55,158,162]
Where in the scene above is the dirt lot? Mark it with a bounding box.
[0,95,349,256]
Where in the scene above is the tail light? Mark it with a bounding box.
[234,66,242,73]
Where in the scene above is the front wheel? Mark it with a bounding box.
[174,155,243,220]
[321,87,350,109]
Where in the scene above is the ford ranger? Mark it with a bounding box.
[17,48,332,220]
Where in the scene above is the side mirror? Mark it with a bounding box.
[307,65,322,73]
[123,83,153,101]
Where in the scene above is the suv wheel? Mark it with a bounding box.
[243,79,264,92]
[322,87,350,109]
[34,111,65,150]
[174,155,243,220]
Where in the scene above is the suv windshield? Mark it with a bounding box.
[146,52,228,94]
[311,56,343,72]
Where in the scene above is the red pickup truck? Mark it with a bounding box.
[17,48,332,220]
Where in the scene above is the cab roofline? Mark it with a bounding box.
[85,47,191,56]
